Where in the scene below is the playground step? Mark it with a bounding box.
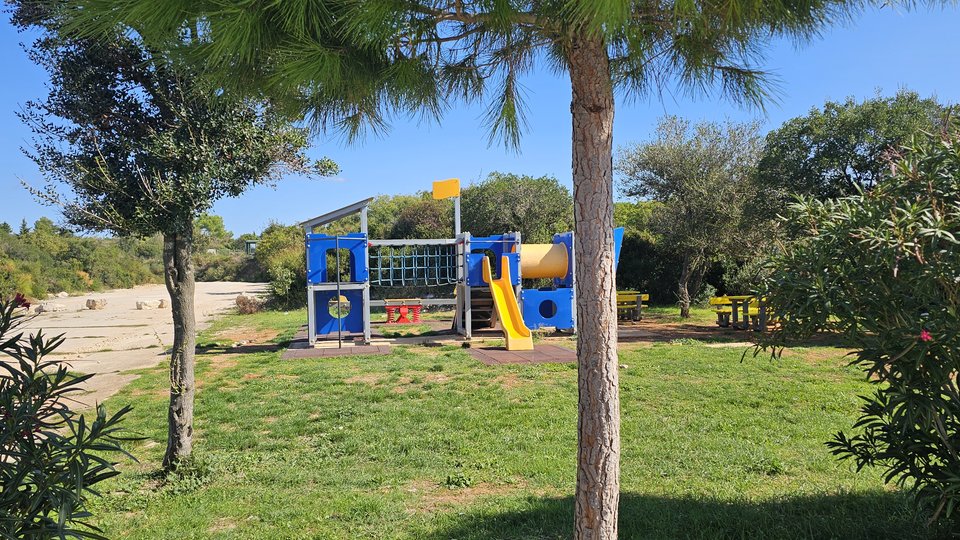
[470,288,495,329]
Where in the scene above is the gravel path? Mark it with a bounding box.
[20,281,267,407]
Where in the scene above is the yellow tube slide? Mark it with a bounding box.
[481,255,533,351]
[520,243,568,279]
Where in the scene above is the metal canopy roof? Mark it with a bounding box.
[299,197,374,230]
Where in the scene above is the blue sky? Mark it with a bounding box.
[1,6,958,235]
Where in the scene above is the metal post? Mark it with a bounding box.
[454,196,461,236]
[464,233,472,340]
[335,235,342,349]
[363,240,371,344]
[306,231,316,345]
[307,284,316,345]
[514,231,522,304]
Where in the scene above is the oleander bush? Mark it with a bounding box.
[761,123,960,525]
[0,295,134,538]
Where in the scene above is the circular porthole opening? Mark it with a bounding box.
[538,299,558,319]
[328,296,351,318]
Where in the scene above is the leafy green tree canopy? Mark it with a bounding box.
[462,172,573,244]
[12,0,340,471]
[616,116,764,316]
[193,214,234,253]
[756,90,947,202]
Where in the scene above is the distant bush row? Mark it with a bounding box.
[0,216,268,299]
[0,219,163,299]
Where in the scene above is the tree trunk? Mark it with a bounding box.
[678,253,693,318]
[161,231,196,470]
[568,30,620,539]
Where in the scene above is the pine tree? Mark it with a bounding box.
[65,0,863,534]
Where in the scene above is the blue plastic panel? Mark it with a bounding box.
[465,234,520,286]
[521,288,574,331]
[313,288,364,335]
[306,233,368,284]
[552,232,575,289]
[614,227,624,269]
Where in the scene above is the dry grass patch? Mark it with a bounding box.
[345,373,383,386]
[214,328,279,344]
[400,479,531,514]
[208,517,237,533]
[493,373,525,390]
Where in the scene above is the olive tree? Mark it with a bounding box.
[617,116,765,316]
[13,1,337,470]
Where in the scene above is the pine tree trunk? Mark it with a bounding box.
[568,30,620,540]
[161,231,196,470]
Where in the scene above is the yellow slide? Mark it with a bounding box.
[482,255,534,351]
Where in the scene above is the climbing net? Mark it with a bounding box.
[369,243,458,287]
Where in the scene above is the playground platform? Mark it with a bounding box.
[467,344,576,365]
[282,328,392,359]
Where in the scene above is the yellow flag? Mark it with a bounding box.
[432,178,460,199]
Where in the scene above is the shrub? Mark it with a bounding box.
[235,294,264,315]
[692,283,716,307]
[761,124,960,524]
[255,223,306,308]
[0,295,134,538]
[266,253,304,308]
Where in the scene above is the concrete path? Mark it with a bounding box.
[20,281,267,407]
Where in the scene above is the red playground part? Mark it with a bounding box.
[384,301,422,324]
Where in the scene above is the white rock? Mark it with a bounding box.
[85,299,107,310]
[136,299,162,310]
[56,291,69,298]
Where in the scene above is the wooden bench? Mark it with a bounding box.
[617,292,649,321]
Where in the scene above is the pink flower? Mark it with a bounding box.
[920,329,933,342]
[13,293,30,309]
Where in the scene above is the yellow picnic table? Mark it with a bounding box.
[709,295,769,331]
[617,291,649,321]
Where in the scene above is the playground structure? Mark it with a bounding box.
[300,179,623,351]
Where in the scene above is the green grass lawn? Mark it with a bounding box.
[86,311,939,539]
[642,304,718,325]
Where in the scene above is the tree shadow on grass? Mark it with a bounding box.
[422,491,950,540]
[195,343,281,355]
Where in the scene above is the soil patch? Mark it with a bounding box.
[402,479,529,513]
[494,373,525,390]
[208,518,237,533]
[214,328,279,345]
[619,320,747,344]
